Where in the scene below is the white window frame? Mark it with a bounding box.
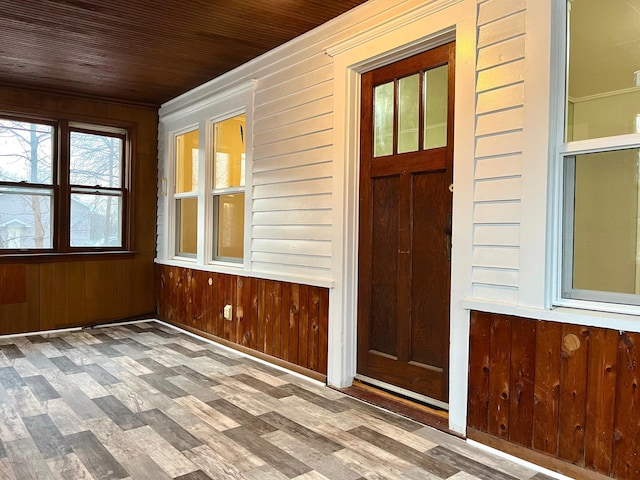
[163,81,254,272]
[554,1,640,314]
[170,125,200,261]
[207,109,247,265]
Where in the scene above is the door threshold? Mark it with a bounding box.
[335,380,462,438]
[355,374,449,411]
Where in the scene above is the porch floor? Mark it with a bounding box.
[0,320,554,480]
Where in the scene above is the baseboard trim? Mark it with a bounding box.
[467,429,612,480]
[155,317,327,384]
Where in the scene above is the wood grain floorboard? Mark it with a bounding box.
[0,321,552,479]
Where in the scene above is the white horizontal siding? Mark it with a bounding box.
[477,0,525,26]
[475,154,522,179]
[249,38,338,278]
[252,225,331,241]
[253,145,332,173]
[474,202,521,224]
[474,178,521,202]
[156,122,167,260]
[477,35,525,71]
[476,83,525,114]
[254,97,332,134]
[471,267,519,287]
[253,210,332,226]
[253,113,333,147]
[473,225,520,246]
[477,11,525,48]
[253,130,332,160]
[472,284,519,304]
[473,246,519,269]
[470,0,526,305]
[476,107,523,136]
[253,178,332,199]
[253,194,331,212]
[476,59,524,92]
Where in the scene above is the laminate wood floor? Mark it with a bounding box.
[0,320,555,480]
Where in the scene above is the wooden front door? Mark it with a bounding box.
[357,42,455,405]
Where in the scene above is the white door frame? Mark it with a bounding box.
[325,0,477,435]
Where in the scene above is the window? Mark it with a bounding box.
[163,80,252,267]
[0,116,129,253]
[561,0,640,305]
[212,114,245,261]
[174,129,199,258]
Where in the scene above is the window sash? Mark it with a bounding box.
[0,115,130,254]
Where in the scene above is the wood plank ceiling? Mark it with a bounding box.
[0,0,368,106]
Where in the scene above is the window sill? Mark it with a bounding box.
[463,298,640,334]
[0,251,138,264]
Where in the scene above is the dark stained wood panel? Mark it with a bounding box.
[0,0,368,105]
[468,311,640,480]
[156,264,329,377]
[0,264,27,304]
[467,311,491,432]
[532,320,562,455]
[0,84,157,334]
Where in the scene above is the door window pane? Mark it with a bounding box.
[398,74,420,154]
[0,119,53,184]
[176,197,198,256]
[424,65,448,149]
[0,188,52,249]
[566,149,640,295]
[175,130,199,193]
[70,132,122,187]
[566,0,640,141]
[215,193,244,260]
[374,82,394,157]
[213,114,246,189]
[70,193,122,247]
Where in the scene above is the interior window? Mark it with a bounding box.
[211,114,245,261]
[174,129,199,257]
[562,0,640,305]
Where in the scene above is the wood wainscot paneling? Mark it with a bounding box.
[156,264,329,379]
[0,85,158,334]
[468,311,639,480]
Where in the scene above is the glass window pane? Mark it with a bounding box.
[398,74,420,154]
[176,197,197,256]
[0,119,53,184]
[0,188,53,249]
[566,0,640,141]
[70,131,122,187]
[568,149,640,294]
[213,114,246,190]
[70,193,122,247]
[374,82,394,157]
[215,193,244,260]
[424,65,448,150]
[176,130,199,193]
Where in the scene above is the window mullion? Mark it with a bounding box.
[58,120,70,252]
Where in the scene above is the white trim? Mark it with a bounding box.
[154,258,334,288]
[325,0,463,57]
[466,440,574,480]
[160,80,257,123]
[161,83,254,272]
[518,1,554,310]
[328,0,476,436]
[0,326,82,339]
[463,298,640,333]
